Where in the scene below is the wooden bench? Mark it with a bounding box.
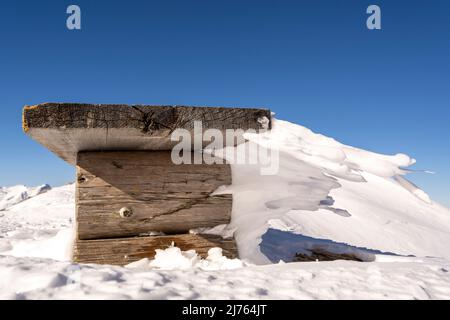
[23,103,271,265]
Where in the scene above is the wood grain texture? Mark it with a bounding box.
[76,151,232,240]
[23,103,271,131]
[23,103,271,164]
[73,234,238,266]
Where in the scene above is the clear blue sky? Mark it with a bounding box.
[0,0,449,207]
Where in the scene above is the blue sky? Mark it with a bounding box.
[0,0,449,207]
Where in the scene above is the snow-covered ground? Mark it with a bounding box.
[1,254,449,299]
[0,184,74,260]
[1,118,450,299]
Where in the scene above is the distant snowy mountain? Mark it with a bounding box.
[0,184,51,211]
[0,184,74,260]
[1,118,450,299]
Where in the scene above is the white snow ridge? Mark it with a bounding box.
[0,184,51,211]
[1,118,450,300]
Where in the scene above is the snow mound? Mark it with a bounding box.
[0,184,51,211]
[214,119,450,263]
[126,246,246,271]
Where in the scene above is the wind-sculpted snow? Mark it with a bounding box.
[214,119,450,263]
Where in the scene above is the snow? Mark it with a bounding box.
[0,254,449,299]
[0,184,74,261]
[125,247,246,271]
[215,119,450,263]
[0,184,51,211]
[1,118,450,299]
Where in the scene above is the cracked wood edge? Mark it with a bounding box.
[23,103,271,131]
[23,103,271,165]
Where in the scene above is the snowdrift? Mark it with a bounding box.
[219,119,450,263]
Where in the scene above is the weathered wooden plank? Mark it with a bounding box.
[23,103,271,165]
[73,234,238,266]
[76,151,232,240]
